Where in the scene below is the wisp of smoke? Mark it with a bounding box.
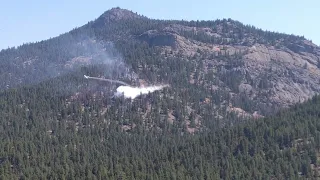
[115,85,169,99]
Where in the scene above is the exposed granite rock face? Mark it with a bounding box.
[242,43,320,106]
[138,30,178,48]
[138,24,320,115]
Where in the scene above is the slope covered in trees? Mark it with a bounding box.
[1,71,320,179]
[1,7,320,179]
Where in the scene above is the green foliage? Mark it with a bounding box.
[0,8,318,179]
[0,69,320,179]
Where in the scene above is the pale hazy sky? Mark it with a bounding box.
[0,0,319,50]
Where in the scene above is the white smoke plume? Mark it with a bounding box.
[84,75,169,99]
[115,85,169,99]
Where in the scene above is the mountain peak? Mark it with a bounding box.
[100,7,145,22]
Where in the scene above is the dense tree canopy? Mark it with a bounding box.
[0,8,319,179]
[0,65,319,179]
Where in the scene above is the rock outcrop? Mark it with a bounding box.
[139,30,178,48]
[137,23,320,115]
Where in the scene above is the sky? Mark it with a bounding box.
[0,0,319,50]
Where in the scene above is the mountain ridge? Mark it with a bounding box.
[0,7,320,122]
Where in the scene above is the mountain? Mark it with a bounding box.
[1,8,320,119]
[1,7,320,179]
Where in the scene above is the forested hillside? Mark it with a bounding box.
[1,7,320,179]
[1,69,320,179]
